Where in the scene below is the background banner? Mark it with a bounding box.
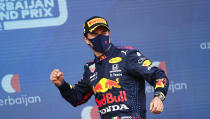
[0,0,210,119]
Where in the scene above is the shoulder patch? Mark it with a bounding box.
[142,60,152,67]
[89,63,96,73]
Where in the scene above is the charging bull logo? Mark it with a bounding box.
[93,78,129,114]
[155,78,167,89]
[93,78,121,94]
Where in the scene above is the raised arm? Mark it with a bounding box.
[50,66,93,107]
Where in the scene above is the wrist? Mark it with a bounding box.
[154,92,165,101]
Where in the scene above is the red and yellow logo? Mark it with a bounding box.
[93,78,121,94]
[155,78,167,89]
[142,60,151,66]
[109,57,122,64]
[88,18,107,27]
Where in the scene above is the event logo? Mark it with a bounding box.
[1,74,21,93]
[200,42,210,50]
[1,74,42,107]
[0,0,68,31]
[81,106,100,119]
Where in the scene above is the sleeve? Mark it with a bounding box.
[57,65,93,107]
[126,49,169,98]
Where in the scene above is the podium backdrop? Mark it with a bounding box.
[0,0,210,119]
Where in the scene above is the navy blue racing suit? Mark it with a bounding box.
[57,44,169,119]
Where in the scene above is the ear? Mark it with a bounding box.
[83,36,90,45]
[108,31,111,36]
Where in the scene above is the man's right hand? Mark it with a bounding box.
[50,69,64,87]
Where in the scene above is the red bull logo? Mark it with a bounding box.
[93,78,127,108]
[93,78,121,94]
[155,78,167,89]
[100,55,107,61]
[95,90,127,108]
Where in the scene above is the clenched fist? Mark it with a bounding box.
[50,69,64,87]
[150,97,164,114]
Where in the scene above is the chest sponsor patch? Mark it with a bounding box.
[90,72,98,82]
[99,104,129,115]
[109,64,122,77]
[109,57,122,64]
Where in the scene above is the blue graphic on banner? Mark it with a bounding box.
[0,0,68,30]
[0,0,210,119]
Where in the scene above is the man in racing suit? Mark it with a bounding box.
[50,16,169,119]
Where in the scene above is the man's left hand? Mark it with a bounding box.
[150,97,164,114]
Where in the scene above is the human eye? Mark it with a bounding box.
[102,30,108,35]
[103,29,108,32]
[90,32,97,35]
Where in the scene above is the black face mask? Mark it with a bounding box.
[88,34,110,53]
